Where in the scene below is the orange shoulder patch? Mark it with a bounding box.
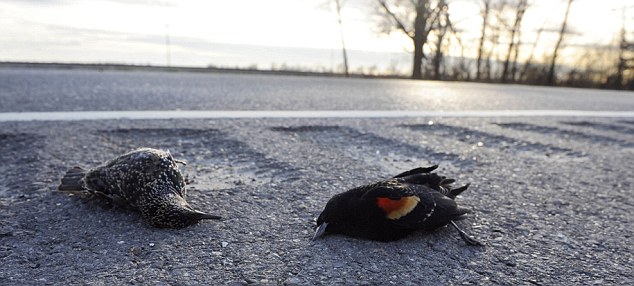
[376,196,420,220]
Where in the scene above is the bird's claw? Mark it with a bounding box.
[450,220,484,246]
[458,230,484,246]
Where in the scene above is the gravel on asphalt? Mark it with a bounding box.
[0,117,632,285]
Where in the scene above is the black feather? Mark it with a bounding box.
[314,166,479,244]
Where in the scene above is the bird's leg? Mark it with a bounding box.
[450,220,484,246]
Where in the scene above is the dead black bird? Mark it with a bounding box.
[313,165,482,245]
[58,148,220,228]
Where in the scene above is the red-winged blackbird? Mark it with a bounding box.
[58,148,220,228]
[313,165,482,245]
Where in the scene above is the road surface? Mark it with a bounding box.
[0,68,632,285]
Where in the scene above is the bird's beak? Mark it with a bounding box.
[312,223,328,241]
[191,209,222,220]
[183,204,221,220]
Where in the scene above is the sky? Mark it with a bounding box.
[1,0,632,74]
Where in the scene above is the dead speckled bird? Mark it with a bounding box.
[58,148,220,228]
[313,165,482,245]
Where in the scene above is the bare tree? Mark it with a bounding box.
[483,23,500,81]
[610,6,634,89]
[611,33,634,89]
[547,0,574,86]
[476,0,492,81]
[431,1,450,80]
[451,44,472,80]
[556,43,621,88]
[519,27,544,82]
[501,0,528,83]
[509,17,524,81]
[485,0,508,81]
[376,0,444,79]
[614,23,627,88]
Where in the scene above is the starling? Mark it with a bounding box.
[58,148,220,228]
[313,165,482,245]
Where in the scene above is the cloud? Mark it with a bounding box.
[94,0,176,7]
[2,0,174,5]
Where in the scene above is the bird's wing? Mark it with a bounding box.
[358,181,423,220]
[364,182,466,229]
[83,167,128,204]
[396,171,469,199]
[391,165,438,178]
[155,151,187,197]
[390,185,469,229]
[358,179,416,200]
[398,173,446,190]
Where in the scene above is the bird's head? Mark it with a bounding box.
[141,192,221,228]
[312,192,351,240]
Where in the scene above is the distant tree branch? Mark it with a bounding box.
[424,2,444,40]
[377,0,414,38]
[547,0,574,85]
[444,7,463,48]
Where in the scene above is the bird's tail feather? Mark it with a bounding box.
[448,183,470,199]
[394,166,471,199]
[392,165,438,178]
[58,167,87,192]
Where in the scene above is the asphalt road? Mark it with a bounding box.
[1,68,634,112]
[0,68,633,285]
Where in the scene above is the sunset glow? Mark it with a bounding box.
[1,0,632,72]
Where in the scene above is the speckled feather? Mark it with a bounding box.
[314,165,471,242]
[58,148,220,228]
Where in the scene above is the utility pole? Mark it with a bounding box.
[335,0,349,77]
[165,24,171,67]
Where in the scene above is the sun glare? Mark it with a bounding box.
[0,0,632,70]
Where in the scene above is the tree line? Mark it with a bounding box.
[335,0,634,90]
